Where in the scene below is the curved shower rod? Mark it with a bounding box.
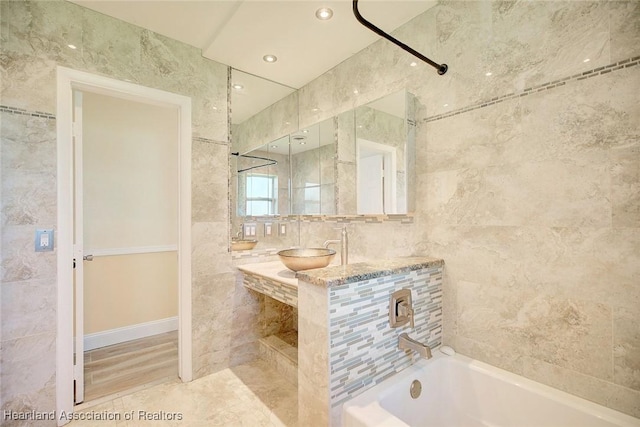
[352,0,448,75]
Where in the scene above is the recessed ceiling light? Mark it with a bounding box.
[312,108,319,112]
[315,7,333,20]
[232,83,244,90]
[583,58,591,63]
[410,61,417,67]
[271,145,278,148]
[67,44,77,50]
[263,54,278,63]
[302,129,309,133]
[353,89,359,94]
[300,141,306,145]
[485,72,493,76]
[443,103,449,107]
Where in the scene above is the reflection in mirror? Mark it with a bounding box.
[236,137,290,217]
[230,67,297,218]
[230,68,298,250]
[290,118,336,215]
[231,71,415,224]
[352,89,415,214]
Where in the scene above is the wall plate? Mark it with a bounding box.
[35,228,54,252]
[389,288,412,328]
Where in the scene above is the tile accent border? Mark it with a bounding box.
[193,136,227,145]
[243,271,298,308]
[0,105,56,120]
[239,214,414,225]
[231,247,280,261]
[298,214,414,224]
[425,56,640,123]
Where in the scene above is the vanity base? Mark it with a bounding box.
[259,331,298,386]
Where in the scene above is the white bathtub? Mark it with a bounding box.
[343,348,640,427]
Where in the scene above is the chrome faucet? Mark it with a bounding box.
[398,333,432,359]
[323,226,348,265]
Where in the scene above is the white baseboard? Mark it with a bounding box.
[84,316,178,351]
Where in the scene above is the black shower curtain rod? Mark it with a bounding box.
[231,152,278,173]
[352,0,448,75]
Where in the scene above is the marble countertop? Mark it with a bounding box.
[296,256,444,288]
[237,261,298,287]
[237,256,444,289]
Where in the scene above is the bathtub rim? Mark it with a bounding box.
[342,349,640,427]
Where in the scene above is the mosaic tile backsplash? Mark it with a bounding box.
[328,266,443,407]
[242,271,298,308]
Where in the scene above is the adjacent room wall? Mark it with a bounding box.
[83,252,178,335]
[82,92,178,251]
[81,92,179,337]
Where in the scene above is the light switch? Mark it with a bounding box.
[243,223,257,237]
[35,229,54,252]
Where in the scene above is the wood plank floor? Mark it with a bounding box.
[82,331,178,403]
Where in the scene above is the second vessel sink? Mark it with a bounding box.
[277,248,336,271]
[231,239,258,251]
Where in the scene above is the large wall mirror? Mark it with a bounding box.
[230,68,296,230]
[231,69,415,220]
[352,89,416,215]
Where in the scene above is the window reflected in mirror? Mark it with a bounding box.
[245,174,278,216]
[236,136,290,217]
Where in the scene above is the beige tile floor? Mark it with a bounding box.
[69,360,298,427]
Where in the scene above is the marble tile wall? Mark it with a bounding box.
[298,218,416,264]
[232,92,298,156]
[297,278,330,427]
[291,144,335,215]
[0,0,237,421]
[292,0,639,419]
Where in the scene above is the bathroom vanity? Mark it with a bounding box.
[237,255,444,426]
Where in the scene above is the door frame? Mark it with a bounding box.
[56,66,192,422]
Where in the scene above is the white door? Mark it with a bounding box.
[357,139,398,214]
[72,90,85,404]
[358,154,384,214]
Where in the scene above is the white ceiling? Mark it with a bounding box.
[70,0,436,89]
